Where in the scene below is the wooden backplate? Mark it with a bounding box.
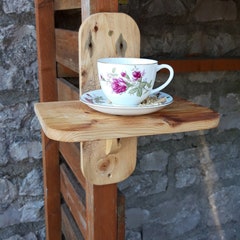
[79,13,140,185]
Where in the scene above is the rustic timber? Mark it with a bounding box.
[54,0,81,10]
[34,0,61,239]
[60,163,87,238]
[59,142,86,188]
[81,137,137,185]
[61,203,84,240]
[85,183,118,240]
[159,58,240,73]
[81,0,118,21]
[57,78,79,101]
[34,98,220,142]
[79,12,140,94]
[55,29,79,73]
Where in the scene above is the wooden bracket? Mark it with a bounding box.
[81,137,137,185]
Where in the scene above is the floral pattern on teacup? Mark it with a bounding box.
[100,66,153,97]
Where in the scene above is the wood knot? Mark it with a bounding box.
[94,25,98,32]
[97,154,118,177]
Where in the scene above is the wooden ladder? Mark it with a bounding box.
[34,1,125,239]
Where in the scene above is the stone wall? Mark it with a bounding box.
[0,0,44,239]
[119,0,240,239]
[0,0,239,239]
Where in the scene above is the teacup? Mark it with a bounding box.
[97,58,174,106]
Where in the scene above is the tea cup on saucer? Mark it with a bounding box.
[97,57,174,106]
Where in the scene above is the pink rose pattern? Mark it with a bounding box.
[101,66,151,97]
[111,78,127,94]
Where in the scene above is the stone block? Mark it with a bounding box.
[139,150,169,172]
[193,0,237,22]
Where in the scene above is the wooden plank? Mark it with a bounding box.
[81,138,137,185]
[117,190,125,240]
[57,63,79,78]
[159,58,240,73]
[81,0,118,21]
[57,78,79,101]
[61,203,84,240]
[34,98,220,142]
[79,12,140,94]
[59,142,86,189]
[34,1,61,240]
[86,183,118,240]
[60,163,87,238]
[35,0,58,102]
[54,0,81,10]
[42,134,61,240]
[55,29,79,73]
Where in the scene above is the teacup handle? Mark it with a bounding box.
[151,64,174,95]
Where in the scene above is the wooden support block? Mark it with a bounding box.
[81,137,137,185]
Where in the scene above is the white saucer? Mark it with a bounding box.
[80,89,173,116]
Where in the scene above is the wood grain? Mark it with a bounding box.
[34,98,219,142]
[85,183,118,240]
[60,163,87,238]
[79,12,141,94]
[34,1,61,239]
[55,29,79,73]
[57,78,79,101]
[81,0,118,21]
[159,58,240,73]
[54,0,81,10]
[81,137,137,185]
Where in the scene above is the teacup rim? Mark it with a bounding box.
[97,57,158,65]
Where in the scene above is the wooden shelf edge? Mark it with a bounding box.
[34,98,220,142]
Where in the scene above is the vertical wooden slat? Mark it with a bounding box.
[86,183,118,240]
[80,1,121,239]
[35,1,60,240]
[81,0,118,21]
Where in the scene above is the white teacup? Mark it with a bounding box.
[97,58,174,106]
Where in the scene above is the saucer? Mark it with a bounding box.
[80,89,173,116]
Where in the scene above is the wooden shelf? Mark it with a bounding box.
[34,97,219,143]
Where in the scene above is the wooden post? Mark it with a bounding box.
[34,1,61,239]
[80,1,122,239]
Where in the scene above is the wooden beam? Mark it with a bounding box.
[35,0,58,102]
[34,1,61,240]
[54,0,81,10]
[159,58,240,73]
[55,29,79,73]
[60,163,87,238]
[86,183,118,240]
[57,78,79,101]
[59,142,86,189]
[61,203,84,240]
[81,0,118,21]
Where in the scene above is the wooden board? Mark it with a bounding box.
[61,203,84,240]
[55,29,79,73]
[79,12,140,95]
[54,0,81,10]
[81,0,118,21]
[81,137,137,185]
[159,58,240,73]
[34,98,219,142]
[60,163,87,238]
[34,1,61,239]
